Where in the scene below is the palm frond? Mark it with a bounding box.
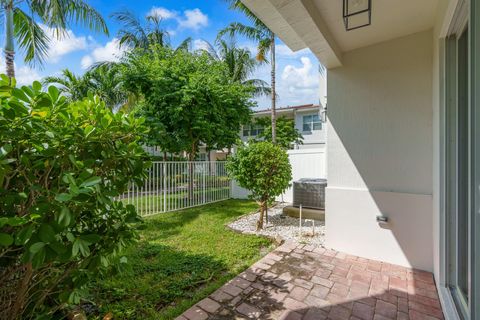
[111,10,148,48]
[175,37,192,52]
[217,22,265,41]
[13,8,50,67]
[223,0,270,31]
[67,0,109,35]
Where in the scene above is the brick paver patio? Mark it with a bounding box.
[177,242,444,320]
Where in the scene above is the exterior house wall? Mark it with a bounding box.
[325,30,434,270]
[239,107,326,149]
[294,110,326,149]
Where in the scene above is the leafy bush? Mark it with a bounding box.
[0,76,149,319]
[226,141,292,230]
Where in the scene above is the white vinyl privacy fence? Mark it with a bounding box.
[231,148,327,202]
[121,161,230,216]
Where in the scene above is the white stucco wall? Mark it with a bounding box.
[325,30,434,270]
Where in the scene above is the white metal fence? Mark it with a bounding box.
[121,161,230,216]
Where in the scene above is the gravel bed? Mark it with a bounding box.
[228,203,325,247]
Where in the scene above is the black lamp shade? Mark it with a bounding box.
[343,0,372,31]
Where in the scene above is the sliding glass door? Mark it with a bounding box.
[445,18,471,320]
[444,0,480,317]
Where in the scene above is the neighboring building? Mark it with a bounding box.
[242,0,479,318]
[240,104,326,150]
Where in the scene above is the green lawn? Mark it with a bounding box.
[91,199,272,319]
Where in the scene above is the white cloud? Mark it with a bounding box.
[15,66,42,86]
[41,25,90,62]
[80,38,126,69]
[148,7,177,19]
[178,9,208,30]
[0,63,42,86]
[252,55,320,108]
[281,57,319,91]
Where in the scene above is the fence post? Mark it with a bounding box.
[163,162,167,212]
[203,162,206,204]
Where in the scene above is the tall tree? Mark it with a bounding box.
[1,0,108,79]
[43,69,92,101]
[43,65,128,110]
[111,10,170,50]
[214,37,270,97]
[219,0,277,143]
[88,64,128,110]
[122,47,255,198]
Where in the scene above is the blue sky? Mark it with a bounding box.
[7,0,320,109]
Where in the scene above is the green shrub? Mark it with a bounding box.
[0,76,149,319]
[226,141,292,230]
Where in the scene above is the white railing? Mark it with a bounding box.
[121,161,231,216]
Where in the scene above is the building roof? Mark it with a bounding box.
[254,103,321,115]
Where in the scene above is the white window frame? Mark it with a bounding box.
[302,114,322,132]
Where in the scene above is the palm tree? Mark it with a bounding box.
[43,65,128,110]
[88,64,128,111]
[111,10,170,50]
[1,0,108,79]
[43,69,92,101]
[213,37,270,97]
[219,0,277,142]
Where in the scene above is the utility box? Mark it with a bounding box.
[292,178,327,210]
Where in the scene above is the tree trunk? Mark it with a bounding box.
[10,263,33,319]
[4,1,15,80]
[256,202,266,231]
[270,34,276,143]
[163,151,167,161]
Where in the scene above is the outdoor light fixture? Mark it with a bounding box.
[321,104,327,123]
[343,0,372,31]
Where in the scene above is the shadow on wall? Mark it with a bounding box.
[325,30,434,271]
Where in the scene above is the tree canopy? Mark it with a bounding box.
[255,116,303,149]
[122,46,255,159]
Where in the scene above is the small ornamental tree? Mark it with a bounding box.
[227,141,292,230]
[0,76,149,319]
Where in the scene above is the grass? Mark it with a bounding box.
[91,199,272,320]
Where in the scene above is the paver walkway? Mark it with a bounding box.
[178,242,444,320]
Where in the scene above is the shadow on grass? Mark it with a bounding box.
[92,243,230,319]
[90,200,269,320]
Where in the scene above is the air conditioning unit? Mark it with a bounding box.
[292,178,327,210]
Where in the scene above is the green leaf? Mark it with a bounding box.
[38,224,55,243]
[32,81,42,92]
[58,207,72,227]
[0,144,12,157]
[79,234,101,244]
[79,176,101,188]
[31,245,46,269]
[48,240,66,255]
[15,225,34,245]
[48,86,59,101]
[84,125,95,137]
[29,242,45,254]
[0,233,14,246]
[55,193,72,202]
[12,87,30,102]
